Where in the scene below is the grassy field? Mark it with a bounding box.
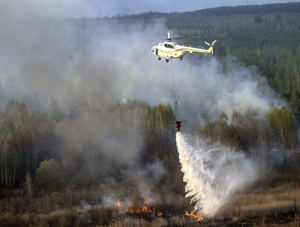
[209,183,300,226]
[1,182,300,227]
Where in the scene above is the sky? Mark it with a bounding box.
[19,0,296,18]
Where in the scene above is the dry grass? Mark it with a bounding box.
[1,182,300,226]
[104,216,198,227]
[213,182,300,226]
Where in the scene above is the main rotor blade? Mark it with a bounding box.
[171,34,201,40]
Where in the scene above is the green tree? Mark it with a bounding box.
[272,71,283,93]
[0,100,42,188]
[153,104,174,141]
[201,112,243,150]
[35,159,66,192]
[266,106,298,165]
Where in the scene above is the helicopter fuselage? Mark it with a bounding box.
[151,41,186,62]
[151,39,216,62]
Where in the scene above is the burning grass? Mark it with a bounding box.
[0,189,198,227]
[1,183,300,226]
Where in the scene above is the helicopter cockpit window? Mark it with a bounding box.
[164,43,174,48]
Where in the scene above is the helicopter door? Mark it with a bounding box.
[155,49,158,55]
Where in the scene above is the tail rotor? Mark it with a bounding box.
[204,40,217,54]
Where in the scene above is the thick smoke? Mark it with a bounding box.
[0,0,169,203]
[176,132,258,217]
[171,56,284,126]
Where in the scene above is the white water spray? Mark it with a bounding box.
[176,132,257,217]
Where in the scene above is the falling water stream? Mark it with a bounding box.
[176,132,257,217]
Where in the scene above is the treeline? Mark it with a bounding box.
[113,2,300,18]
[185,2,300,16]
[200,106,298,168]
[0,98,299,193]
[0,99,184,196]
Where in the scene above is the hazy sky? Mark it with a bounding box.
[22,0,296,18]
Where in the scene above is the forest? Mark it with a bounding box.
[1,2,300,227]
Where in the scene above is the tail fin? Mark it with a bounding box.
[204,40,217,54]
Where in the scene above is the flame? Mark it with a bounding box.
[117,200,123,213]
[117,200,203,221]
[141,202,148,212]
[185,211,204,221]
[134,202,152,214]
[117,200,161,216]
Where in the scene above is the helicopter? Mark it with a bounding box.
[151,33,217,62]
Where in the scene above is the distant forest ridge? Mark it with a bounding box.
[118,2,300,18]
[186,2,300,16]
